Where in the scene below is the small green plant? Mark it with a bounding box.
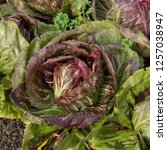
[121,38,134,49]
[53,0,92,31]
[53,12,70,31]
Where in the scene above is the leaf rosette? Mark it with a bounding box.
[11,21,140,128]
[11,35,117,128]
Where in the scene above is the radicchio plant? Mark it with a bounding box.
[11,33,117,128]
[11,21,140,128]
[92,0,150,36]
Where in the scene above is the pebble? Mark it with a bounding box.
[0,118,25,150]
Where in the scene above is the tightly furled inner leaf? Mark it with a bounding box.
[11,39,116,128]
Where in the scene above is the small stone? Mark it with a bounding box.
[12,131,18,136]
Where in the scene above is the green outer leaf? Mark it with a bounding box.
[69,0,87,17]
[0,100,23,118]
[0,75,12,90]
[0,87,5,100]
[0,5,16,19]
[0,96,26,121]
[0,74,26,121]
[78,21,123,45]
[120,26,150,57]
[114,68,150,128]
[22,123,60,150]
[0,19,29,75]
[37,21,56,34]
[0,74,12,100]
[89,112,115,130]
[89,125,141,150]
[55,129,85,150]
[121,68,150,95]
[132,99,150,146]
[102,44,140,89]
[31,105,65,117]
